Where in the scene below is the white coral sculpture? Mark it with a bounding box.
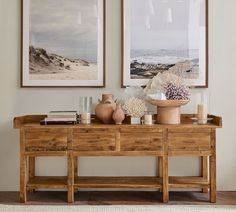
[144,71,191,100]
[144,72,185,95]
[123,97,147,118]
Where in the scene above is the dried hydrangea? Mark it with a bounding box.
[123,97,147,118]
[165,83,190,100]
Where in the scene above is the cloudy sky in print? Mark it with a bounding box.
[29,0,99,63]
[130,0,205,50]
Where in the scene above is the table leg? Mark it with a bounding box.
[157,157,163,192]
[20,129,27,203]
[201,156,209,193]
[210,129,216,203]
[74,157,78,194]
[67,151,74,203]
[162,156,169,203]
[28,157,36,193]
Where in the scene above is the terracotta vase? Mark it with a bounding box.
[95,94,116,124]
[112,104,125,125]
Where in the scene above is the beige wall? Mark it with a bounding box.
[0,0,236,191]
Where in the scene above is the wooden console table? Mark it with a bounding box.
[13,114,222,203]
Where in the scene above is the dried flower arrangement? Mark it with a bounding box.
[144,72,190,100]
[123,97,147,118]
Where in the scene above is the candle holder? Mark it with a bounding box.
[79,97,92,124]
[196,92,209,125]
[141,112,154,125]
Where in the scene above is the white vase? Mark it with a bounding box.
[131,117,141,125]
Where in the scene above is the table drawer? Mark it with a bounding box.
[168,133,211,152]
[120,133,163,151]
[25,129,68,152]
[73,129,116,151]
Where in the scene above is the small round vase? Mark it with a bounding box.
[112,104,125,125]
[147,99,189,124]
[95,94,116,124]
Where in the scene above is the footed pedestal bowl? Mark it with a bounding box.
[147,99,189,125]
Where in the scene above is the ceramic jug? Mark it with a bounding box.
[95,94,116,124]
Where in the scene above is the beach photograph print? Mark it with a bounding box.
[22,0,105,87]
[122,0,208,87]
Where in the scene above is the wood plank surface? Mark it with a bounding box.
[27,177,67,189]
[73,151,164,156]
[168,133,211,152]
[74,177,162,189]
[169,176,209,188]
[120,133,163,152]
[73,134,116,151]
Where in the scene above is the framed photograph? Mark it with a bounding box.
[122,0,208,88]
[21,0,105,87]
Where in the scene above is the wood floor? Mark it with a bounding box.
[0,191,236,205]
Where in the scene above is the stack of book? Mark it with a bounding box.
[40,111,77,125]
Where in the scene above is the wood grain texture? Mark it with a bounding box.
[25,129,67,152]
[201,156,209,193]
[210,129,216,203]
[157,157,163,192]
[28,157,36,193]
[168,132,211,153]
[169,176,209,188]
[74,177,162,189]
[72,151,164,157]
[14,114,222,203]
[73,135,116,151]
[120,133,163,152]
[27,177,67,189]
[20,129,27,203]
[67,129,74,203]
[28,157,35,179]
[162,129,169,203]
[13,114,222,129]
[67,151,74,203]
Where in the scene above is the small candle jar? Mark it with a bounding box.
[144,114,153,125]
[81,112,91,124]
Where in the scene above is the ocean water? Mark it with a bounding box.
[131,49,199,65]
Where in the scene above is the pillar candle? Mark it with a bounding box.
[197,104,207,124]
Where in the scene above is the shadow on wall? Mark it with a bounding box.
[0,120,19,191]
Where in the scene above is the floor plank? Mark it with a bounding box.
[0,191,235,205]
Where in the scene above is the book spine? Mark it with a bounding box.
[48,111,77,116]
[45,118,77,122]
[47,115,77,118]
[40,120,77,125]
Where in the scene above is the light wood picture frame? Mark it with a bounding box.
[21,0,106,88]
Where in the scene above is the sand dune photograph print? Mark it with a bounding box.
[22,0,105,87]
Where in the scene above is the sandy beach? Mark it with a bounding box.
[29,46,97,80]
